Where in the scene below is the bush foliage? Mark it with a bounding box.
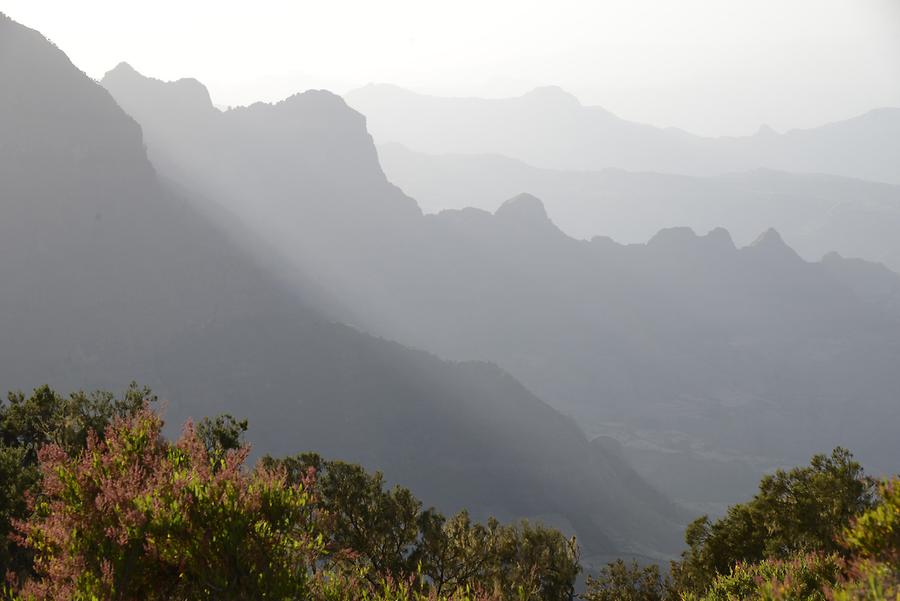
[0,386,578,600]
[1,385,897,600]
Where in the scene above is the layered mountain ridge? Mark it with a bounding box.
[100,61,900,518]
[1,12,686,561]
[376,143,900,273]
[346,83,900,184]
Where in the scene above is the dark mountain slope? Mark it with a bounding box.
[0,13,684,560]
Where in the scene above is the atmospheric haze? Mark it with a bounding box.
[1,3,899,598]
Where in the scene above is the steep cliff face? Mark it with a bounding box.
[102,63,420,223]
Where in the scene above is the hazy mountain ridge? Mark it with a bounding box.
[345,83,900,185]
[102,62,426,327]
[102,63,900,513]
[1,13,686,560]
[376,143,900,273]
[102,62,418,219]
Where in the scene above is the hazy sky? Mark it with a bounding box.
[5,0,899,136]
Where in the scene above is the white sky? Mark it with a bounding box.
[4,0,899,136]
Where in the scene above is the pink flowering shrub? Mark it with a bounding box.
[12,408,321,600]
[5,405,564,601]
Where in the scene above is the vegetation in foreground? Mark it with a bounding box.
[0,385,896,600]
[581,448,899,601]
[0,385,578,600]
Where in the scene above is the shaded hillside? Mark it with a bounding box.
[345,84,900,184]
[0,13,685,560]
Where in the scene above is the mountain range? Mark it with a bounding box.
[101,61,900,517]
[0,12,686,563]
[376,143,900,273]
[345,83,900,184]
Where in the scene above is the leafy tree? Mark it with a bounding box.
[682,496,900,601]
[416,509,498,595]
[316,459,426,582]
[196,412,248,465]
[0,383,154,458]
[670,448,875,594]
[264,453,429,583]
[673,461,899,601]
[487,519,580,601]
[581,559,669,601]
[265,453,581,600]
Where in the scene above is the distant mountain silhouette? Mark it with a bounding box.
[103,63,900,517]
[376,143,900,273]
[0,13,687,561]
[345,84,900,184]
